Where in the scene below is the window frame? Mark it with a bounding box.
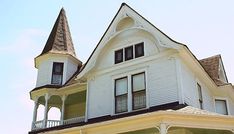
[131,72,146,110]
[51,62,64,85]
[135,42,144,58]
[124,46,133,61]
[197,83,203,109]
[115,49,124,64]
[214,98,229,115]
[115,77,128,114]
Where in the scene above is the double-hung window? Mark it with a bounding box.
[115,77,128,113]
[132,73,146,110]
[51,62,63,85]
[115,72,146,114]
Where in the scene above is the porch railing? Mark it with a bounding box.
[63,116,85,125]
[32,116,85,131]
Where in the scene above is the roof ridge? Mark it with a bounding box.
[199,54,221,61]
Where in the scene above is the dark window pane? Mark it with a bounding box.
[135,42,144,58]
[115,49,123,64]
[125,46,133,61]
[52,62,63,85]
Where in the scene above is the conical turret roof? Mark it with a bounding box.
[40,8,76,57]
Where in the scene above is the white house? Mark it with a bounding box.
[29,3,234,134]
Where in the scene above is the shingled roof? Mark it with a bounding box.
[199,55,227,86]
[40,8,76,57]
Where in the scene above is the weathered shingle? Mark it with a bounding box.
[199,55,226,86]
[40,8,76,57]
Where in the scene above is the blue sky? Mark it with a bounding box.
[1,0,234,133]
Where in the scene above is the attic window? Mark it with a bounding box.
[114,42,144,64]
[51,62,63,85]
[115,49,123,64]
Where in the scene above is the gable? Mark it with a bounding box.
[77,3,182,79]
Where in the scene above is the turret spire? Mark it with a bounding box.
[40,8,76,57]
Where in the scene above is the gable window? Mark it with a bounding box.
[115,49,123,64]
[197,83,203,109]
[125,46,133,61]
[115,77,128,113]
[215,99,228,115]
[51,62,63,85]
[114,42,144,64]
[132,73,146,110]
[135,42,144,58]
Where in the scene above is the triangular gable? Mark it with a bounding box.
[77,3,184,78]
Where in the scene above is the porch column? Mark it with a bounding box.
[60,95,67,125]
[160,123,168,134]
[31,98,39,130]
[43,94,50,128]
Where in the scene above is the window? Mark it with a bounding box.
[114,42,144,64]
[51,62,63,85]
[197,83,203,109]
[115,49,123,64]
[115,77,128,113]
[132,73,146,110]
[135,42,144,58]
[215,99,228,115]
[125,46,133,61]
[115,72,146,114]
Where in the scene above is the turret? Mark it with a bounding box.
[35,8,82,87]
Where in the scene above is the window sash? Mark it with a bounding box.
[135,42,144,58]
[132,73,145,92]
[115,77,128,96]
[125,46,133,61]
[52,62,63,85]
[132,90,146,110]
[115,49,123,64]
[215,99,228,115]
[115,94,128,113]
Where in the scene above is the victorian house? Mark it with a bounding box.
[29,3,234,134]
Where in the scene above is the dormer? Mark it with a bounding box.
[199,54,228,86]
[35,8,82,87]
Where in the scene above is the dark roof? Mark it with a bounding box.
[40,8,76,57]
[199,55,227,86]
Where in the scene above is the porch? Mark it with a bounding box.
[31,89,86,131]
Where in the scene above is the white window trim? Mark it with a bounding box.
[111,68,148,115]
[213,97,230,115]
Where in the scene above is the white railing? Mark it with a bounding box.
[47,120,61,128]
[63,116,85,125]
[32,117,85,131]
[33,120,43,130]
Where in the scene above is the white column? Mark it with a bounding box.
[160,123,168,134]
[43,94,50,128]
[31,99,39,130]
[60,95,67,125]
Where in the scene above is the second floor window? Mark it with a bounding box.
[132,73,146,110]
[197,83,203,109]
[51,62,63,85]
[115,77,128,113]
[215,99,228,115]
[115,72,146,114]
